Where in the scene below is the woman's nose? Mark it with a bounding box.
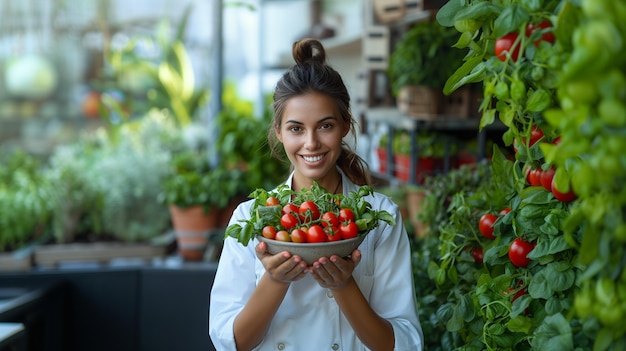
[304,131,320,150]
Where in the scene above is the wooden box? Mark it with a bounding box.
[363,26,390,70]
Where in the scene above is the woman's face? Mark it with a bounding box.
[276,91,349,191]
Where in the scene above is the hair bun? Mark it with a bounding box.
[292,38,326,65]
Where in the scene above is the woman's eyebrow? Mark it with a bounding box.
[284,116,336,125]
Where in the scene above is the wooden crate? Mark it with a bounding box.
[33,242,168,268]
[363,26,390,70]
[397,85,442,120]
[373,0,406,24]
[441,85,483,118]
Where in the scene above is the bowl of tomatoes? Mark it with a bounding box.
[225,182,395,265]
[258,234,366,265]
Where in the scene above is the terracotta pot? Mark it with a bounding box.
[393,154,442,184]
[169,205,218,261]
[376,147,388,173]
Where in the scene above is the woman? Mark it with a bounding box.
[209,38,423,351]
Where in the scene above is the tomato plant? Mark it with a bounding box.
[471,247,484,264]
[527,168,543,187]
[508,238,535,267]
[540,166,555,191]
[479,213,497,239]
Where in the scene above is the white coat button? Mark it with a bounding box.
[277,343,285,350]
[332,343,340,350]
[327,290,333,298]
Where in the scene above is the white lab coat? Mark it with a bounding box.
[209,169,423,350]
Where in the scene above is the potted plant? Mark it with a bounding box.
[378,130,459,183]
[160,149,246,261]
[387,19,466,117]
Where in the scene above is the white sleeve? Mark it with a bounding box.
[208,201,260,350]
[369,196,424,351]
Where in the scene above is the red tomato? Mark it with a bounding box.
[529,126,544,146]
[471,247,484,264]
[290,228,307,243]
[275,230,291,242]
[339,221,359,240]
[280,213,299,230]
[552,136,561,145]
[262,225,277,239]
[299,201,320,221]
[551,178,577,202]
[266,197,280,207]
[499,207,512,215]
[479,213,498,239]
[508,238,535,267]
[307,225,327,243]
[338,208,355,223]
[282,203,299,215]
[540,166,555,191]
[527,168,542,187]
[495,32,521,61]
[325,226,341,242]
[321,211,340,228]
[525,21,555,45]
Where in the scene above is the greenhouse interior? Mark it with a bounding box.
[0,0,624,350]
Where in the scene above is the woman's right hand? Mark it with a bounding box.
[255,241,308,283]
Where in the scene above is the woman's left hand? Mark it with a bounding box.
[308,249,361,290]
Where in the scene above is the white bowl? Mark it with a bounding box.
[257,235,366,265]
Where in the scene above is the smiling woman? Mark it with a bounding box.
[209,38,424,351]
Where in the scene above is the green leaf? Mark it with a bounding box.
[532,314,573,350]
[526,89,552,112]
[493,5,529,38]
[436,0,464,27]
[454,2,503,22]
[443,56,484,95]
[507,315,532,334]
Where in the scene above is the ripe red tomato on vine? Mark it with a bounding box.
[508,238,535,267]
[495,32,521,61]
[525,21,555,45]
[479,213,498,239]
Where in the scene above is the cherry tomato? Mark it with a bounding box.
[479,213,498,239]
[525,21,555,45]
[551,178,577,202]
[290,228,307,243]
[527,168,543,187]
[275,230,291,242]
[471,247,484,264]
[338,208,355,223]
[508,238,535,267]
[339,221,359,240]
[307,225,327,243]
[495,32,521,61]
[325,225,341,242]
[262,225,277,239]
[280,213,299,230]
[540,166,555,191]
[499,207,512,215]
[299,201,320,222]
[529,126,544,146]
[282,203,299,215]
[266,196,280,207]
[552,136,561,145]
[321,211,340,228]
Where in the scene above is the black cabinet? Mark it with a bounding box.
[0,263,218,351]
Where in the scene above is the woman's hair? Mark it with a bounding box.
[268,38,371,186]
